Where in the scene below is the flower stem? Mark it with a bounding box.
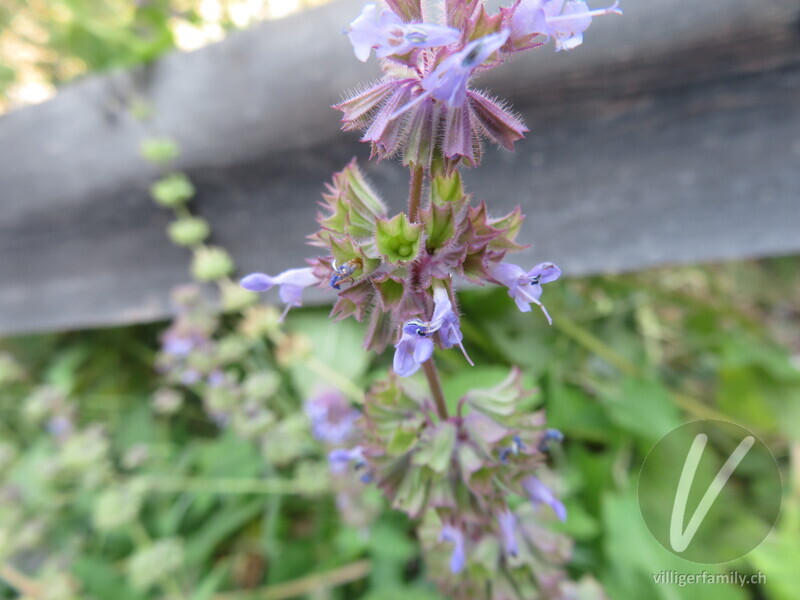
[422,358,448,419]
[407,165,424,222]
[407,165,446,418]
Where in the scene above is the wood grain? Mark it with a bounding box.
[1,0,798,335]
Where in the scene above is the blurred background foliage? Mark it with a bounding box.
[0,0,329,112]
[2,256,799,599]
[2,1,799,598]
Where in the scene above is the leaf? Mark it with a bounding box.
[602,489,748,600]
[461,368,533,417]
[412,422,456,473]
[286,309,369,399]
[73,557,144,600]
[599,377,682,441]
[185,498,265,566]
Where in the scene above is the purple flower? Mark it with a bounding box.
[498,509,519,557]
[511,0,622,52]
[305,389,361,445]
[430,287,474,365]
[489,261,561,323]
[393,320,435,377]
[328,446,366,474]
[347,3,460,62]
[335,26,528,166]
[499,435,526,463]
[46,415,73,440]
[438,524,467,573]
[538,428,564,452]
[419,30,510,109]
[240,267,321,321]
[522,476,567,522]
[160,324,208,357]
[393,287,474,376]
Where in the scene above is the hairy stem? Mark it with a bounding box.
[407,165,447,418]
[422,359,448,420]
[407,165,424,222]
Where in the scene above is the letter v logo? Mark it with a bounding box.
[669,433,755,552]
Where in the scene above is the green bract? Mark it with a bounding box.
[191,246,233,281]
[375,212,423,264]
[140,137,180,164]
[168,217,210,246]
[151,173,195,208]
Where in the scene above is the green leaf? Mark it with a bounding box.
[185,498,265,566]
[286,309,369,399]
[73,557,144,600]
[413,422,456,473]
[462,368,532,417]
[392,468,430,517]
[388,428,418,455]
[599,377,682,441]
[602,489,748,600]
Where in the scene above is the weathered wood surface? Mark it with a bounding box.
[1,0,799,335]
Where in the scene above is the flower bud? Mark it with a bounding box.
[168,216,210,246]
[220,278,257,312]
[92,480,146,531]
[243,372,280,400]
[151,173,195,208]
[153,388,183,415]
[238,305,282,339]
[140,137,179,163]
[126,538,185,591]
[191,246,233,281]
[0,352,24,384]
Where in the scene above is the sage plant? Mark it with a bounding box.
[242,0,619,596]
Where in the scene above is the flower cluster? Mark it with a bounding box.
[336,0,620,168]
[326,370,603,597]
[244,160,560,374]
[240,0,621,596]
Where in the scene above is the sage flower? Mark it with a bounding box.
[489,261,561,323]
[393,320,435,377]
[420,29,510,108]
[498,509,519,557]
[240,267,321,321]
[439,524,467,573]
[393,286,473,376]
[347,3,460,62]
[511,0,622,52]
[328,446,366,473]
[430,287,473,365]
[305,389,361,445]
[522,475,567,521]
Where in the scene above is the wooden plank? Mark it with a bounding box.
[1,0,798,335]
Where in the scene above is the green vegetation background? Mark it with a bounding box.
[2,260,799,599]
